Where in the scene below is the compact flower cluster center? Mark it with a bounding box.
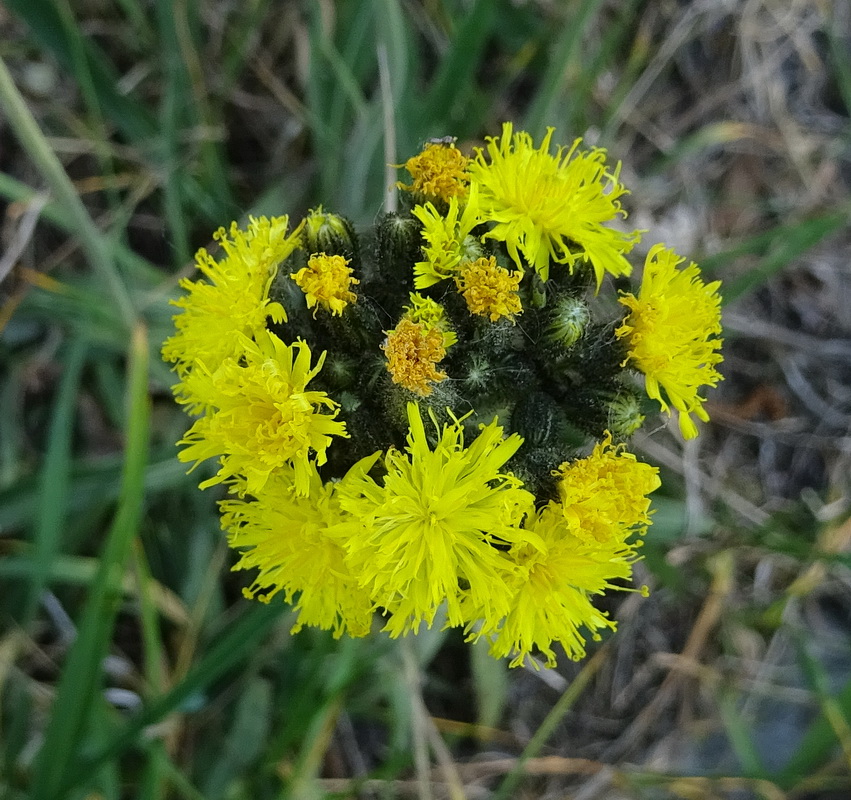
[163,123,723,668]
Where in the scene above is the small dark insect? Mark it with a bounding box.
[427,136,457,146]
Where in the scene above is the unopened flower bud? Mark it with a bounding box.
[549,295,590,347]
[303,207,359,260]
[377,212,421,273]
[606,390,645,437]
[510,391,569,449]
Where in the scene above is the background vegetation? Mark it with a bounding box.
[1,1,850,798]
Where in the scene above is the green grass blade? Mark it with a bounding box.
[0,55,137,327]
[201,676,273,799]
[24,338,88,624]
[0,366,22,488]
[523,0,604,139]
[778,631,851,788]
[221,0,276,89]
[151,748,207,800]
[155,0,193,265]
[470,636,508,730]
[419,0,497,135]
[0,455,188,533]
[31,324,151,800]
[0,554,187,626]
[492,646,607,800]
[133,539,169,800]
[714,211,848,305]
[827,7,851,117]
[718,689,768,778]
[324,1,377,152]
[66,602,283,790]
[304,0,385,210]
[4,0,157,142]
[699,209,849,277]
[52,0,123,219]
[375,0,411,150]
[0,172,160,283]
[564,0,644,136]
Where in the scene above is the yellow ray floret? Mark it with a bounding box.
[616,244,724,439]
[469,437,658,667]
[455,256,523,322]
[398,141,470,201]
[411,184,483,288]
[382,317,448,395]
[469,122,641,285]
[161,216,302,411]
[337,403,536,637]
[403,292,457,348]
[479,504,644,668]
[220,464,373,639]
[177,330,347,496]
[555,432,661,544]
[292,252,359,316]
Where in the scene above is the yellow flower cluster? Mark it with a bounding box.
[163,124,724,667]
[403,129,724,432]
[467,124,641,285]
[162,216,301,411]
[616,245,724,439]
[455,256,523,322]
[397,141,470,200]
[292,252,359,316]
[178,331,347,496]
[382,318,448,396]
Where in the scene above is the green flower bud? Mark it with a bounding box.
[510,391,568,448]
[376,212,421,273]
[463,353,495,393]
[323,353,358,389]
[549,295,590,347]
[459,233,485,264]
[606,389,645,437]
[303,207,359,260]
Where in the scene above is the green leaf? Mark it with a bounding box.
[470,636,508,730]
[718,689,768,778]
[24,339,87,624]
[779,630,851,789]
[523,0,605,139]
[699,209,849,305]
[66,602,283,792]
[31,324,151,800]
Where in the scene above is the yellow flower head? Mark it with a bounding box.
[470,436,658,666]
[411,184,483,288]
[162,216,302,410]
[455,256,523,322]
[469,122,641,285]
[616,244,724,439]
[337,403,535,637]
[292,252,359,316]
[398,141,470,201]
[478,504,642,668]
[403,292,457,348]
[177,330,348,496]
[382,318,448,396]
[555,433,661,544]
[221,464,373,638]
